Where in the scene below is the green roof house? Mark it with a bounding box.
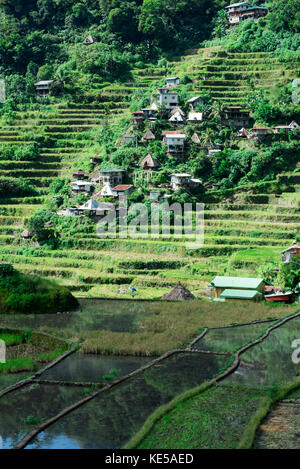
[209,276,268,301]
[220,289,263,302]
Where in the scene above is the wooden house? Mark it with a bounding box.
[72,169,88,180]
[132,111,145,125]
[273,121,299,134]
[113,185,134,196]
[34,80,53,97]
[21,229,33,240]
[223,106,251,128]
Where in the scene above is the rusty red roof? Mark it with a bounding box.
[113,185,133,191]
[162,130,182,135]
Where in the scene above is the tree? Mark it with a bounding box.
[267,0,300,34]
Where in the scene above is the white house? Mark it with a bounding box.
[71,180,93,195]
[57,207,79,217]
[157,88,179,110]
[124,135,136,145]
[187,112,203,122]
[170,173,191,191]
[208,149,222,156]
[250,126,273,138]
[281,243,300,264]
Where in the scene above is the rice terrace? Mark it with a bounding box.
[0,0,300,454]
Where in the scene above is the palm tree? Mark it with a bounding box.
[209,100,225,120]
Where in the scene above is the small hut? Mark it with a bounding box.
[141,129,156,143]
[191,132,201,145]
[84,35,95,45]
[21,229,33,240]
[140,154,160,170]
[162,282,195,301]
[73,169,87,179]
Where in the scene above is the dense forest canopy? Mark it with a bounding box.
[0,0,299,94]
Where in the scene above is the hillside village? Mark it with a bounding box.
[1,0,300,453]
[0,1,298,303]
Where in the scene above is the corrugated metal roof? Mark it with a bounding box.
[221,289,262,299]
[209,276,265,289]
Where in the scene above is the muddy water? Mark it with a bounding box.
[26,352,229,449]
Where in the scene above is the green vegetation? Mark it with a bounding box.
[135,384,269,449]
[0,356,35,374]
[0,264,78,314]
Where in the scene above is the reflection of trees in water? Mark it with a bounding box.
[230,318,300,387]
[33,353,227,449]
[194,322,276,353]
[0,384,84,448]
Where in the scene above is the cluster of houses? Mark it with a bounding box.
[238,120,299,139]
[225,2,268,26]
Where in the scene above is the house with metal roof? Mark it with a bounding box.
[91,168,125,186]
[34,80,53,97]
[220,289,263,302]
[281,243,300,264]
[209,276,268,300]
[166,77,180,86]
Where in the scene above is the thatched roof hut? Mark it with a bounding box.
[141,129,155,142]
[162,282,195,301]
[140,154,160,169]
[191,132,201,145]
[84,35,95,45]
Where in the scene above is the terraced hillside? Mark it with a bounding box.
[0,47,299,298]
[169,47,300,106]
